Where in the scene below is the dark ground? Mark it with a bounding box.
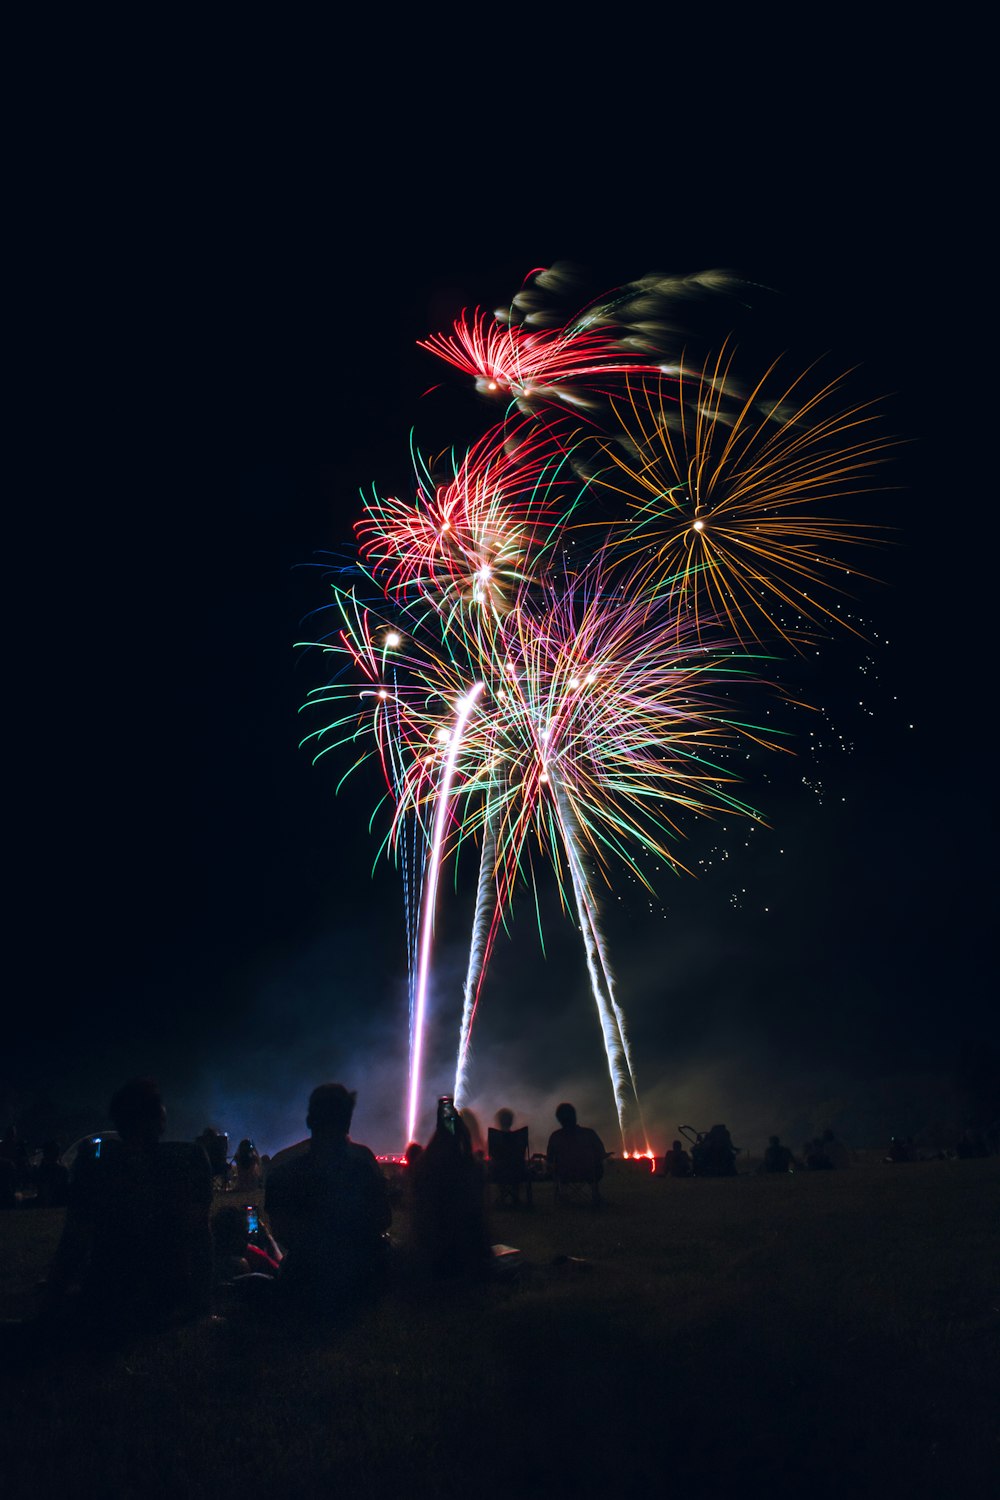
[2,1156,997,1499]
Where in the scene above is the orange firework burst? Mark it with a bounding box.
[593,344,897,647]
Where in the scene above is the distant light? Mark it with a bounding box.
[385,632,402,647]
[693,519,705,532]
[377,689,389,700]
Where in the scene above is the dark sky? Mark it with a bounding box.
[8,50,991,1155]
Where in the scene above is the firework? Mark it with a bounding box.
[354,419,576,628]
[407,682,484,1146]
[301,556,779,1148]
[303,265,890,1148]
[417,307,663,415]
[592,346,894,647]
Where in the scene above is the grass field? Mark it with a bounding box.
[1,1157,997,1499]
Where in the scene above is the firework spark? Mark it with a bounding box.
[593,346,895,647]
[302,265,891,1149]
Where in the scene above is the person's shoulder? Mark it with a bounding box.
[265,1139,310,1181]
[345,1140,379,1162]
[344,1140,384,1176]
[266,1150,312,1189]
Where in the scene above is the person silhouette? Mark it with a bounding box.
[234,1138,261,1193]
[762,1135,795,1173]
[487,1108,533,1208]
[264,1083,391,1319]
[660,1140,692,1178]
[409,1097,490,1277]
[546,1102,606,1203]
[37,1077,213,1345]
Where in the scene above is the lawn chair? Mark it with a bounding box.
[487,1126,533,1209]
[548,1133,603,1207]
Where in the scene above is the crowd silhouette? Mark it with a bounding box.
[4,1073,997,1360]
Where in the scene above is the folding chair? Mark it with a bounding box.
[549,1134,603,1206]
[487,1126,533,1209]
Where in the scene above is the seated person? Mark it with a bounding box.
[660,1140,692,1178]
[487,1109,533,1208]
[546,1102,606,1201]
[804,1137,835,1169]
[762,1135,795,1173]
[692,1124,739,1177]
[38,1078,213,1342]
[265,1083,391,1316]
[409,1098,490,1278]
[820,1129,851,1168]
[234,1138,262,1193]
[211,1203,280,1284]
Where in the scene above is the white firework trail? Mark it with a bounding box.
[406,683,485,1146]
[553,778,648,1153]
[453,802,498,1109]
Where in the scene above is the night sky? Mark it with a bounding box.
[9,54,991,1158]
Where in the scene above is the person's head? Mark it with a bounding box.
[672,1140,683,1152]
[496,1108,514,1131]
[109,1078,166,1145]
[404,1140,423,1166]
[555,1102,577,1129]
[307,1083,356,1138]
[769,1135,780,1147]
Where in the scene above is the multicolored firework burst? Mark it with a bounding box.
[354,420,573,628]
[301,264,891,1149]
